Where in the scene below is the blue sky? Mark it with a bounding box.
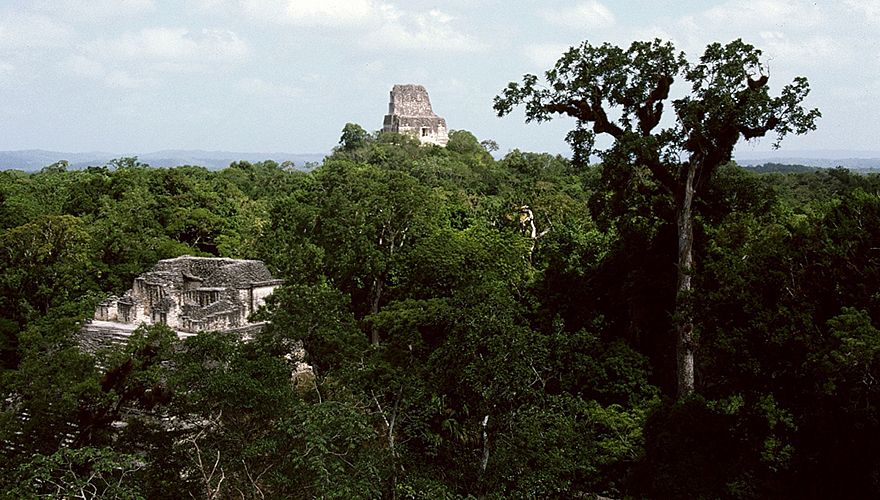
[0,0,877,156]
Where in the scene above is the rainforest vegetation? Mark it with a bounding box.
[2,40,879,498]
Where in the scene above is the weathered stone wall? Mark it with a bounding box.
[82,256,283,348]
[387,84,435,116]
[382,84,449,146]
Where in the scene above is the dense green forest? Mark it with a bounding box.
[3,133,880,498]
[3,39,880,498]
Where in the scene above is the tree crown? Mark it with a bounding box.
[495,38,820,195]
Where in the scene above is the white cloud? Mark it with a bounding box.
[239,0,376,26]
[366,8,486,52]
[0,60,12,86]
[83,28,248,65]
[217,0,484,52]
[63,54,105,79]
[662,0,840,68]
[62,26,248,88]
[844,0,880,25]
[193,0,229,10]
[361,60,386,75]
[0,11,71,50]
[531,1,850,72]
[61,54,153,89]
[524,43,575,68]
[237,77,302,99]
[428,9,454,24]
[104,69,152,89]
[299,72,325,83]
[32,0,155,20]
[518,0,879,153]
[758,33,843,68]
[542,1,616,31]
[699,0,822,30]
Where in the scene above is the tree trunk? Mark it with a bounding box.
[370,276,384,345]
[675,162,696,398]
[480,414,490,472]
[518,205,550,263]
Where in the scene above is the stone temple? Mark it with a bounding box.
[83,256,282,349]
[382,84,449,146]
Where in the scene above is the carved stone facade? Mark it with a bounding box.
[382,84,449,146]
[79,256,314,396]
[91,256,282,335]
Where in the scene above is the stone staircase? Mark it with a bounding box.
[79,320,196,354]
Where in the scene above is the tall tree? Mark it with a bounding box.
[495,39,819,397]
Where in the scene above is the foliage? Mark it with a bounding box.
[11,447,145,499]
[2,49,879,497]
[496,38,820,399]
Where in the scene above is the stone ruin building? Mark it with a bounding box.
[82,256,283,350]
[382,84,449,146]
[74,256,314,434]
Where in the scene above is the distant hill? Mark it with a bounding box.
[734,150,880,170]
[7,148,880,173]
[742,163,821,174]
[0,150,327,171]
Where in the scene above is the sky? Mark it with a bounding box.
[0,0,878,157]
